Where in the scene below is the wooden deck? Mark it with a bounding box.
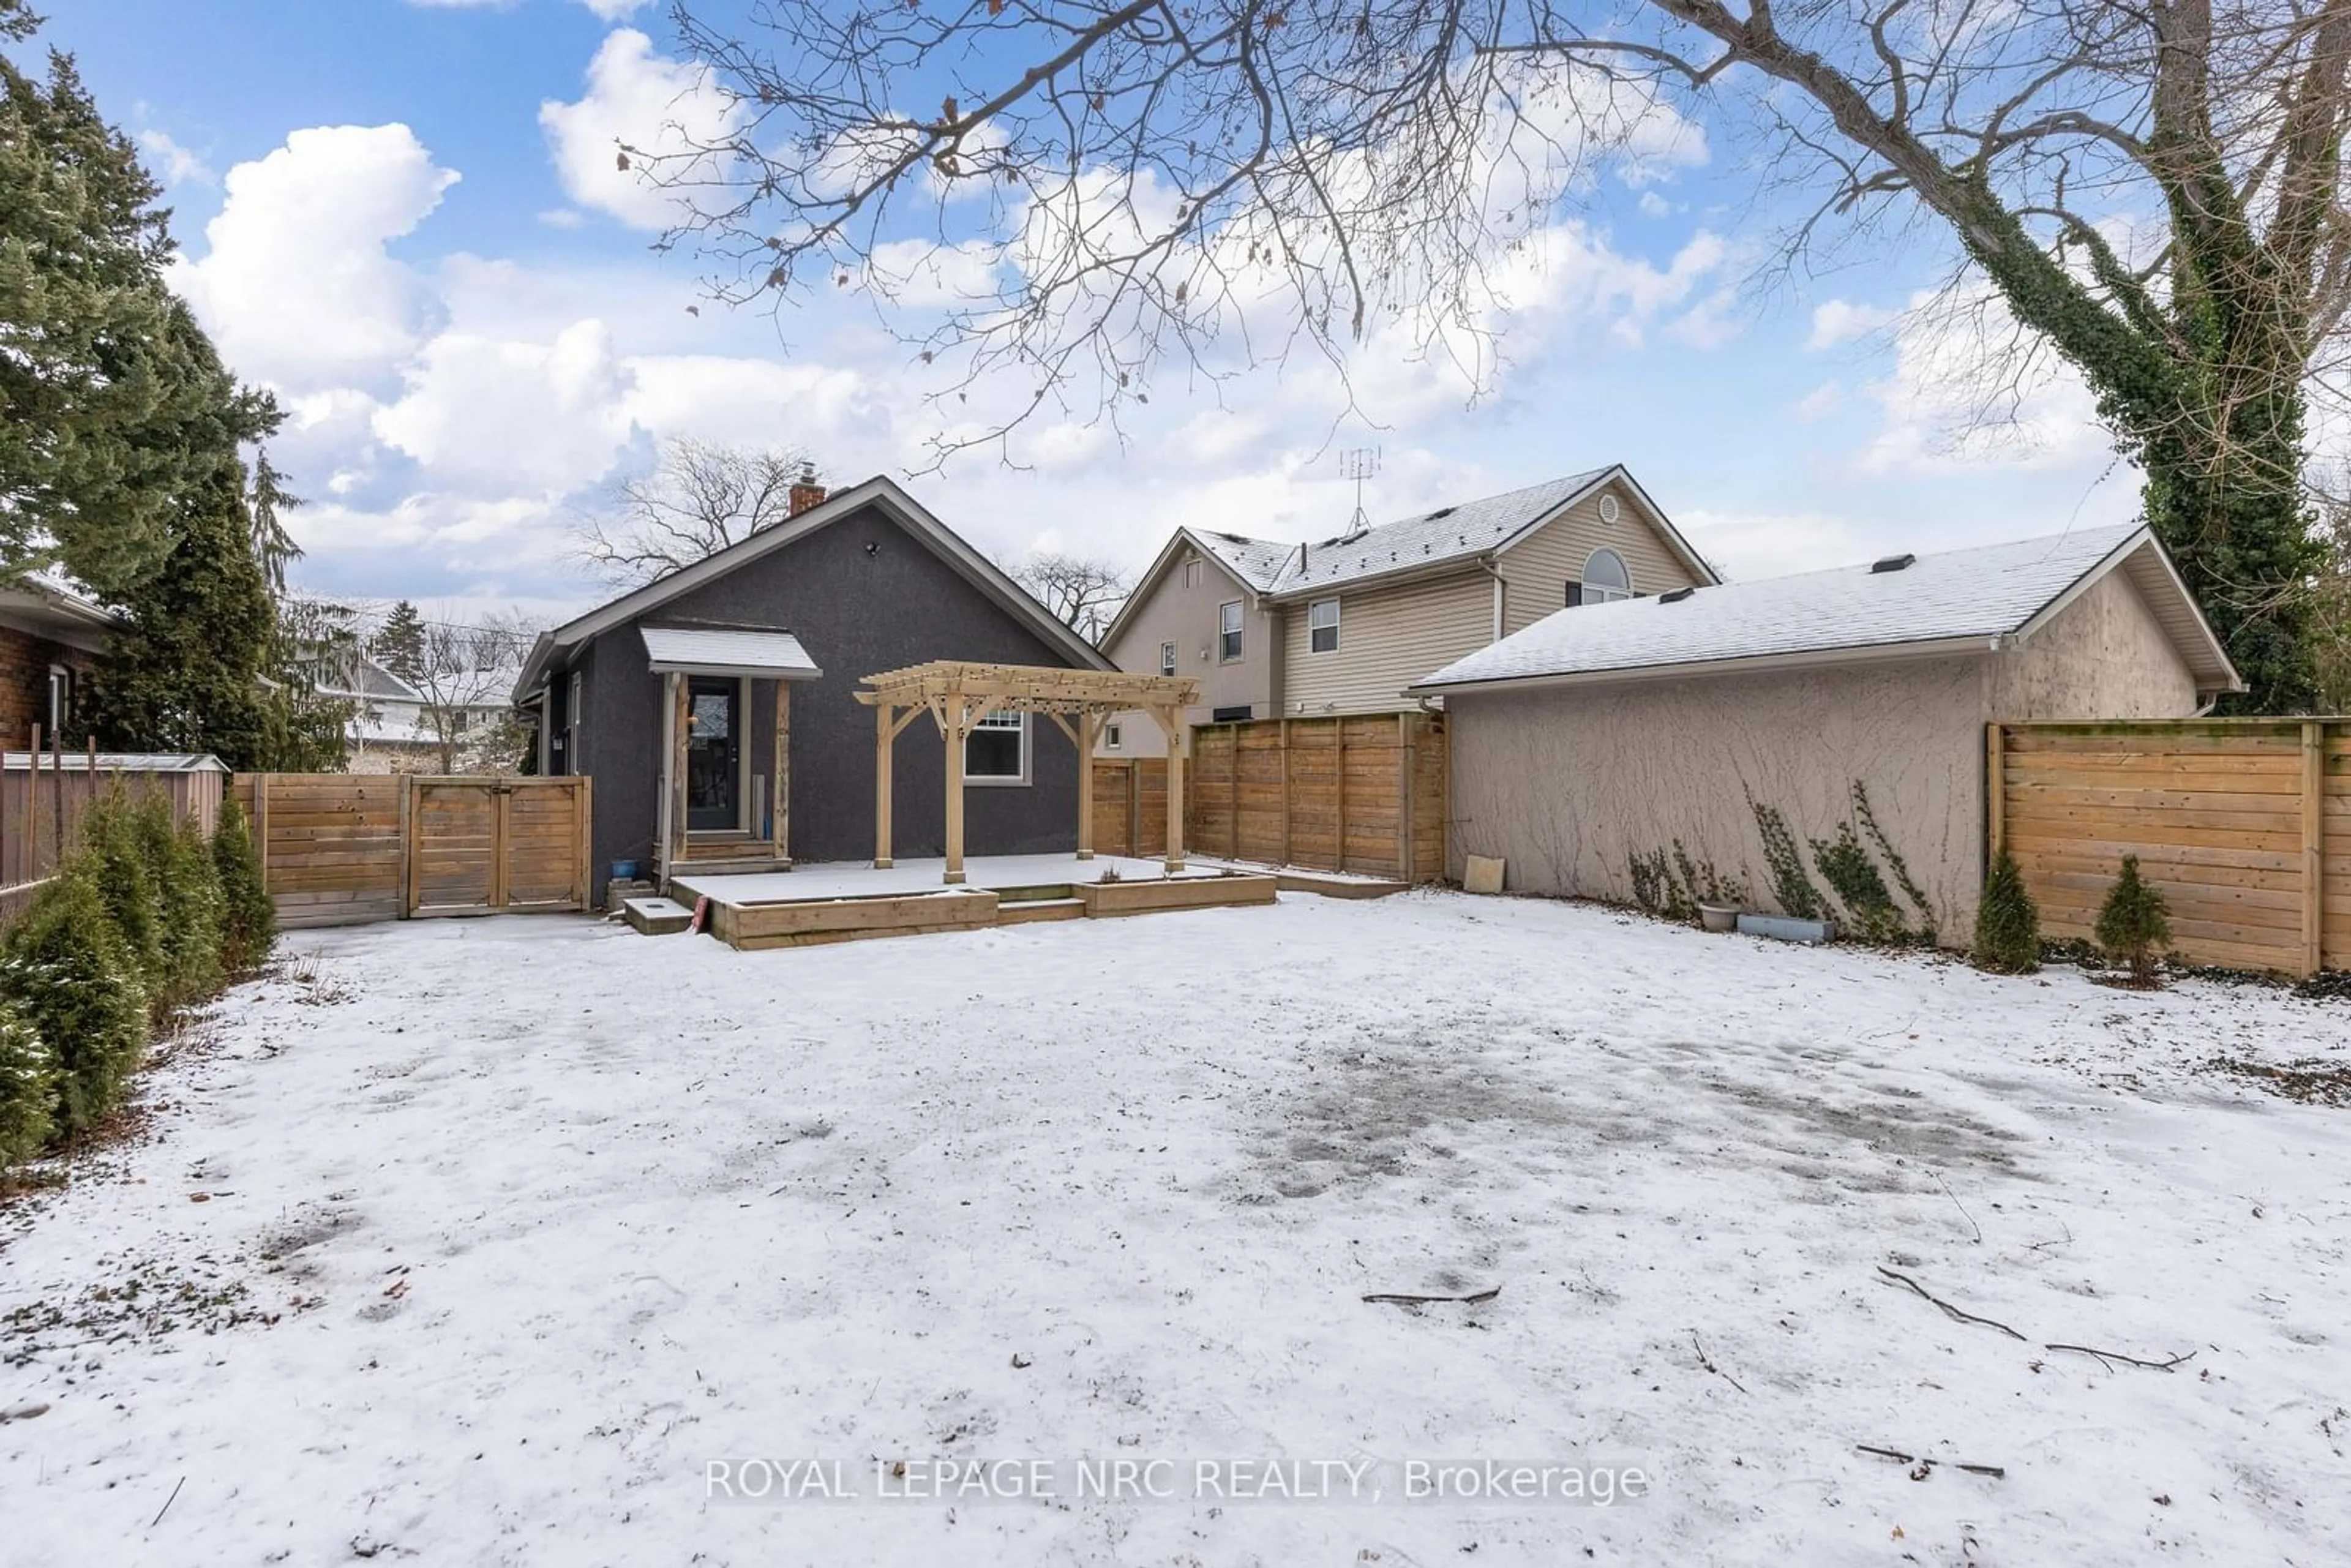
[667,855,1278,951]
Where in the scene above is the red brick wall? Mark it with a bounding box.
[0,624,95,747]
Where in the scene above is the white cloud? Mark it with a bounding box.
[538,29,743,231]
[1807,299,1897,351]
[537,208,587,229]
[138,129,214,187]
[1795,380,1843,420]
[1637,191,1672,219]
[176,124,459,394]
[576,0,651,17]
[373,320,639,493]
[1856,286,2109,475]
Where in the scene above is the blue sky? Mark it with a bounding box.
[39,0,2139,622]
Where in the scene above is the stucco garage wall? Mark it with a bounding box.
[1445,657,1992,941]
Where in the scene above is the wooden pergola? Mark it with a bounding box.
[853,661,1200,883]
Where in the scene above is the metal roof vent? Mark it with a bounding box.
[1659,586,1697,604]
[1427,506,1456,521]
[1870,553,1917,574]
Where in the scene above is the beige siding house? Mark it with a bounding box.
[1100,467,1716,749]
[1415,525,2240,943]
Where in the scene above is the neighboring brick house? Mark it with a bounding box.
[0,579,115,746]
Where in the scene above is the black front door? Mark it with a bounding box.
[685,677,740,831]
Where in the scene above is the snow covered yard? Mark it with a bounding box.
[3,891,2349,1566]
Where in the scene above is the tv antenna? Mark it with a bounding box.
[1339,447,1380,536]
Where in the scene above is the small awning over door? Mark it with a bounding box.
[641,626,823,681]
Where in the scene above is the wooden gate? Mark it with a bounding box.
[407,776,592,918]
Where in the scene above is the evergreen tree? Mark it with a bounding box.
[0,4,277,595]
[77,450,277,768]
[212,792,275,972]
[0,994,55,1166]
[248,446,304,593]
[0,865,147,1139]
[77,787,164,991]
[1971,849,2041,975]
[375,600,427,685]
[135,792,221,1012]
[2095,855,2173,988]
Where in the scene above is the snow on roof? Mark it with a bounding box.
[1262,470,1614,596]
[1412,523,2241,694]
[641,626,822,680]
[1190,531,1300,593]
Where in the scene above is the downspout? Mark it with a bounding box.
[1480,559,1505,642]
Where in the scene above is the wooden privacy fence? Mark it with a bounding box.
[1990,719,2349,976]
[233,773,591,928]
[1,748,226,888]
[1093,713,1447,882]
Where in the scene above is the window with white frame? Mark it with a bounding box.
[966,711,1027,783]
[566,671,583,770]
[45,665,72,737]
[1578,549,1633,606]
[1308,598,1341,653]
[1218,600,1243,662]
[1104,722,1123,751]
[1159,640,1177,675]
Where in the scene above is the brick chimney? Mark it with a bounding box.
[788,465,828,517]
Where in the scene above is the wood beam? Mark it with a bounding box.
[1076,711,1097,861]
[874,700,896,869]
[1149,706,1186,873]
[773,679,791,859]
[943,699,969,884]
[667,672,689,872]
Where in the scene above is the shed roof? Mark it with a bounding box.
[642,626,823,680]
[1,752,228,773]
[1410,524,2242,696]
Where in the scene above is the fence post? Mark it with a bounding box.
[398,773,414,919]
[1398,713,1414,882]
[254,772,270,899]
[1985,723,2005,865]
[2304,719,2325,978]
[1278,719,1291,869]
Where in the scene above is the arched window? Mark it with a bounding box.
[1574,548,1632,607]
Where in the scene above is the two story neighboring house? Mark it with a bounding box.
[1098,466,1719,753]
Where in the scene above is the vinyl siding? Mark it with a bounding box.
[1494,478,1704,635]
[1281,569,1494,715]
[1099,545,1279,755]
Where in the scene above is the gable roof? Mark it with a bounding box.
[515,476,1111,699]
[1411,523,2242,696]
[1105,467,1715,650]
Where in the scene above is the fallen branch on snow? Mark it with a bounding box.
[2041,1342,2195,1373]
[1856,1444,2005,1479]
[1362,1287,1501,1307]
[1690,1330,1748,1394]
[1877,1266,2027,1341]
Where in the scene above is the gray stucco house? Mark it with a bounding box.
[514,476,1110,902]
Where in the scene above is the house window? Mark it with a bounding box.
[966,711,1027,784]
[1218,601,1243,662]
[1308,598,1340,653]
[1104,722,1123,751]
[45,666,72,737]
[1159,640,1177,675]
[1184,558,1203,589]
[1580,549,1633,606]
